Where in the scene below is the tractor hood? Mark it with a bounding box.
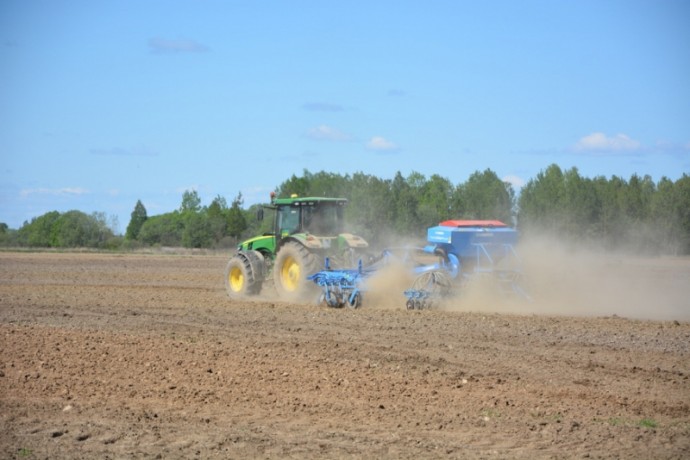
[237,234,276,254]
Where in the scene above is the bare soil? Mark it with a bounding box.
[0,251,688,459]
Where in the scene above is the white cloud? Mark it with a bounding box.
[573,132,641,153]
[306,125,352,142]
[366,136,398,151]
[502,175,525,189]
[20,187,89,197]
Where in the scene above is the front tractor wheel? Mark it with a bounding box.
[273,241,319,301]
[225,251,264,298]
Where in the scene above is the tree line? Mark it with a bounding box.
[518,165,690,254]
[2,165,688,254]
[1,210,121,249]
[125,190,248,249]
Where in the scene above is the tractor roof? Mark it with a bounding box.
[439,220,508,228]
[273,196,348,206]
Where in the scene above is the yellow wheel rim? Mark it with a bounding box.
[280,256,300,292]
[229,266,244,292]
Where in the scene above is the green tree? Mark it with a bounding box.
[208,195,227,213]
[0,223,17,247]
[462,169,514,224]
[243,202,272,241]
[518,164,565,231]
[52,211,113,248]
[418,174,455,227]
[180,189,202,213]
[227,192,247,240]
[17,211,60,247]
[138,212,184,246]
[346,173,393,245]
[305,171,350,198]
[125,200,148,240]
[674,174,690,253]
[561,167,598,238]
[177,189,206,247]
[591,175,626,243]
[651,177,678,252]
[391,171,419,235]
[14,211,115,248]
[182,212,212,248]
[276,171,311,197]
[207,195,228,244]
[620,174,654,223]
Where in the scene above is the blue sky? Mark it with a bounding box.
[1,0,688,232]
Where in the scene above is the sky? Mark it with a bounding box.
[1,0,689,233]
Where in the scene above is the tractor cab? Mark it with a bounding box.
[273,195,346,238]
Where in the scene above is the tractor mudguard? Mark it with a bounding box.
[337,233,369,250]
[283,233,324,250]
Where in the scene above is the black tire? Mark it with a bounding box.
[273,241,319,301]
[225,251,264,298]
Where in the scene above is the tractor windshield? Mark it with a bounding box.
[277,206,300,236]
[303,203,343,235]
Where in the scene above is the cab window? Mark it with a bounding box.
[277,206,299,236]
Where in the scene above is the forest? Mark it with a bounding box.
[2,164,689,254]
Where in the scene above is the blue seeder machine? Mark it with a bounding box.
[308,220,530,309]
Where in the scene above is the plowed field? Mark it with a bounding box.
[1,251,688,459]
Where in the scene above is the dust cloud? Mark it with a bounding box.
[532,236,689,320]
[364,262,416,310]
[361,235,690,321]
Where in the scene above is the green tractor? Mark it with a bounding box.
[225,194,369,301]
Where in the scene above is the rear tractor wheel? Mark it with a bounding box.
[273,241,319,301]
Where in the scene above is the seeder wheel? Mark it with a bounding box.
[347,292,362,309]
[412,271,452,296]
